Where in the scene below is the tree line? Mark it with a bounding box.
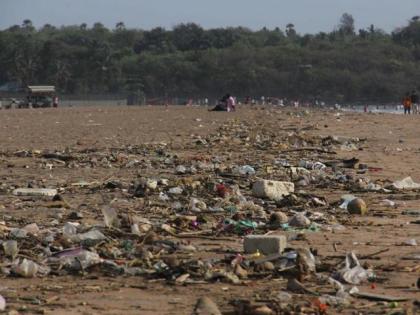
[1,14,420,103]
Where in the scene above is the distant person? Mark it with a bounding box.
[279,99,284,106]
[227,94,236,112]
[411,90,419,114]
[210,94,228,111]
[403,92,412,115]
[53,95,59,108]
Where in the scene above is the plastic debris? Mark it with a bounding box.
[391,177,420,190]
[336,252,375,285]
[12,258,40,278]
[101,206,120,228]
[2,240,18,259]
[13,188,58,196]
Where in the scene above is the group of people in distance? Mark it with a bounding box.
[402,90,419,115]
[210,94,236,112]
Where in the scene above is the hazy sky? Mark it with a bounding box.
[1,0,420,33]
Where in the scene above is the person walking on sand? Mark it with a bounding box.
[403,92,412,115]
[411,90,419,114]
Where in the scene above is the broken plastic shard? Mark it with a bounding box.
[189,198,207,212]
[70,229,107,243]
[159,192,170,201]
[101,206,120,228]
[299,160,326,170]
[175,165,187,174]
[276,291,292,302]
[10,228,27,239]
[233,165,256,176]
[391,177,420,190]
[339,195,356,209]
[131,223,141,235]
[328,277,345,292]
[169,187,183,195]
[13,188,58,197]
[63,222,78,236]
[52,248,103,271]
[381,199,396,207]
[2,240,18,259]
[319,294,350,306]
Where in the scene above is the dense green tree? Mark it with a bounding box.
[338,13,355,36]
[1,17,420,103]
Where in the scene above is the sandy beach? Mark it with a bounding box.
[0,106,418,314]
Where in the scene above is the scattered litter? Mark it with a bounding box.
[13,188,58,197]
[336,252,375,285]
[391,177,420,190]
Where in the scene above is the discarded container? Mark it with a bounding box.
[347,198,368,215]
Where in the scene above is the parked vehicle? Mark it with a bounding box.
[20,86,56,108]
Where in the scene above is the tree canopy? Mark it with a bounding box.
[1,14,420,102]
